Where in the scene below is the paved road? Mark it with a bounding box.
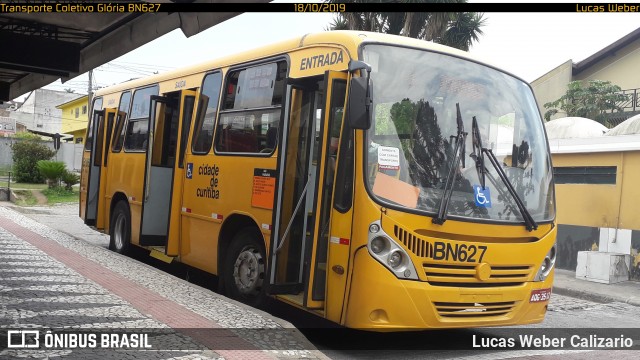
[3,203,639,360]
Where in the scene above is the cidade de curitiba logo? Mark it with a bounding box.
[6,330,152,349]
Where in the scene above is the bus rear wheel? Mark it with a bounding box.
[109,201,130,255]
[224,229,266,307]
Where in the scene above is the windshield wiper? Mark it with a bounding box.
[470,116,486,190]
[433,103,467,225]
[469,117,538,232]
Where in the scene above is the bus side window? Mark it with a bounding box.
[215,61,287,155]
[192,71,222,155]
[124,85,158,152]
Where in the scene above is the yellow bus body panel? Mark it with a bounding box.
[81,31,556,330]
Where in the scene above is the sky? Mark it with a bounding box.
[24,0,640,100]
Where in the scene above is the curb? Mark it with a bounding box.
[553,284,640,307]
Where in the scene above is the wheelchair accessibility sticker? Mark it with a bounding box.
[186,163,193,179]
[473,185,491,208]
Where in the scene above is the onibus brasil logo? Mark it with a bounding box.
[6,330,152,349]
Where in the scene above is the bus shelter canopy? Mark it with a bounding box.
[0,0,269,102]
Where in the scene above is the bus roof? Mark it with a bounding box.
[93,31,505,98]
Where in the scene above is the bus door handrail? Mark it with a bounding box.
[144,96,164,202]
[275,180,310,253]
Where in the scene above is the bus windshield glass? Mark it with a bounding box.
[363,44,555,224]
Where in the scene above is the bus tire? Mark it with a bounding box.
[109,201,130,255]
[224,228,266,308]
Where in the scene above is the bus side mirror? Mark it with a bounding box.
[348,76,372,130]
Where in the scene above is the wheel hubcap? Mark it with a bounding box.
[114,214,125,250]
[232,247,264,296]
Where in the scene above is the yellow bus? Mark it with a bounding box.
[80,31,557,330]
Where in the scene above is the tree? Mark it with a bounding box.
[64,88,76,93]
[61,170,80,191]
[11,135,56,183]
[543,80,629,126]
[325,1,485,51]
[36,160,66,188]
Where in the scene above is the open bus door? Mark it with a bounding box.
[268,71,351,312]
[139,91,196,257]
[82,107,116,228]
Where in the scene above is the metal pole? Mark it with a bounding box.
[88,70,93,107]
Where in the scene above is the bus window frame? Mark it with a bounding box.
[178,94,196,168]
[123,84,159,153]
[84,97,103,151]
[191,70,223,156]
[213,56,290,158]
[111,90,133,153]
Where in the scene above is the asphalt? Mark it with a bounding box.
[1,201,639,358]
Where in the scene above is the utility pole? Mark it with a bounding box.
[87,70,93,107]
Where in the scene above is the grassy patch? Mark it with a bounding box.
[42,187,79,204]
[13,190,37,206]
[11,182,48,190]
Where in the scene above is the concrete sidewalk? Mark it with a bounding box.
[0,203,328,360]
[552,268,640,307]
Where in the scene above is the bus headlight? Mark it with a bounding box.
[388,251,402,268]
[535,243,557,282]
[367,220,418,280]
[371,237,387,254]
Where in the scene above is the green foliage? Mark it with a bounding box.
[42,186,79,204]
[543,80,628,126]
[13,132,42,140]
[11,139,55,183]
[325,1,485,51]
[37,160,66,188]
[390,99,419,135]
[61,170,80,191]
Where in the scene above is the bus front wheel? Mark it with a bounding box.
[109,201,130,255]
[224,229,266,307]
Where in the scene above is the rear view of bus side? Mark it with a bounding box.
[80,31,557,330]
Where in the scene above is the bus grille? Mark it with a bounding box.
[433,301,516,318]
[392,225,533,287]
[394,225,432,258]
[423,263,532,287]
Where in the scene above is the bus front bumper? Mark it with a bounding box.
[343,249,554,330]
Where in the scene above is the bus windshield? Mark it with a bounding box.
[363,44,555,224]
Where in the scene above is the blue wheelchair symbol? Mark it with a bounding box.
[473,185,491,208]
[186,163,193,179]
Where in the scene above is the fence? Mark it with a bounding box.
[0,137,83,173]
[600,88,640,128]
[616,88,640,113]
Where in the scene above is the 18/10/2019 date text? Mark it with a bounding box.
[294,3,345,12]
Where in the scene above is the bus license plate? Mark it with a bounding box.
[529,288,551,302]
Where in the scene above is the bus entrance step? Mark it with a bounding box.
[149,247,174,263]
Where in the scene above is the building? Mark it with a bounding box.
[550,133,640,281]
[11,89,82,137]
[56,95,89,143]
[532,27,640,124]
